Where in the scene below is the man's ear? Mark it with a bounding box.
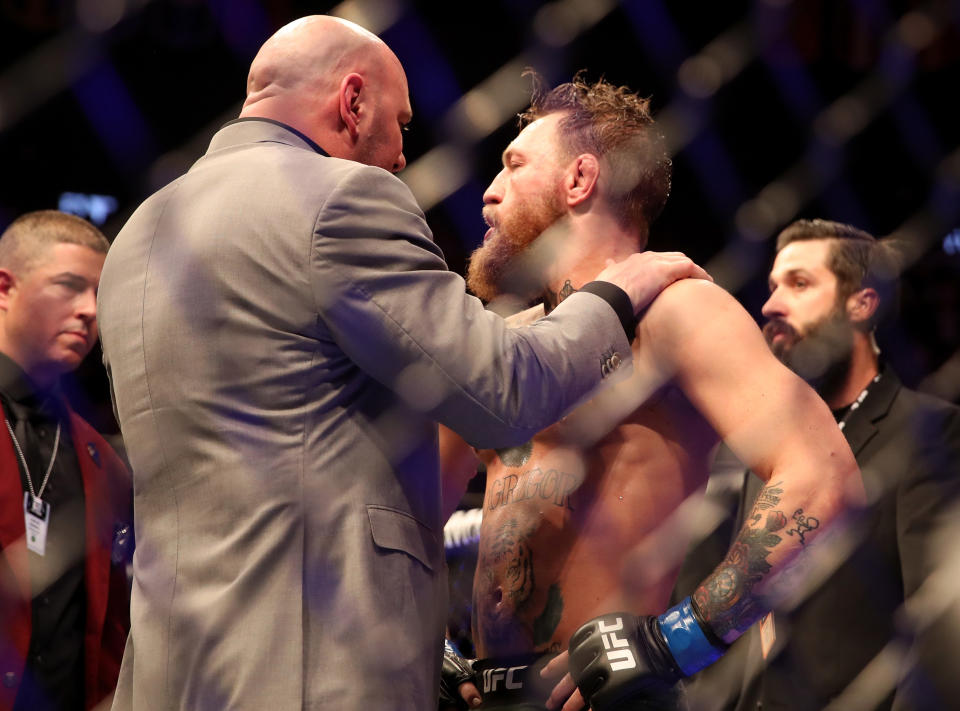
[846,287,879,326]
[338,73,365,142]
[0,269,15,312]
[565,154,600,207]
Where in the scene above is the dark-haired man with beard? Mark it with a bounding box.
[673,219,960,710]
[439,79,864,711]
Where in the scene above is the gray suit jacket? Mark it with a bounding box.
[98,119,632,710]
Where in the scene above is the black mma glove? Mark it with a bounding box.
[568,597,727,710]
[439,639,477,710]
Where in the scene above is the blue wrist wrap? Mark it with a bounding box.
[657,597,726,676]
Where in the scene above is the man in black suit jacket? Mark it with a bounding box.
[673,219,960,710]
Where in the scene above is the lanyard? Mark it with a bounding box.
[5,416,61,500]
[837,371,882,432]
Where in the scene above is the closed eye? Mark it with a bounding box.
[55,277,87,293]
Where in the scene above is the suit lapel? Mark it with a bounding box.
[738,366,902,513]
[0,401,32,685]
[0,401,26,551]
[841,366,900,457]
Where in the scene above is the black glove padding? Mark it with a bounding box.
[568,612,683,710]
[439,639,477,710]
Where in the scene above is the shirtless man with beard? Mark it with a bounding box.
[439,75,863,711]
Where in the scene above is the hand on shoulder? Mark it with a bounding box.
[594,251,712,315]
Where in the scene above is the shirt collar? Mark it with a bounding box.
[220,117,330,156]
[0,352,63,420]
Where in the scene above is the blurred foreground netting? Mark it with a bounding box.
[1,1,957,703]
[444,417,960,707]
[2,0,957,407]
[671,419,960,710]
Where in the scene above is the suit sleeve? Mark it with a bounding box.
[892,399,960,709]
[308,165,632,449]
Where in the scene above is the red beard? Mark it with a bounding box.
[466,190,566,302]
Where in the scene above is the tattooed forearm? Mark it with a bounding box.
[786,508,820,544]
[752,481,784,513]
[693,481,789,639]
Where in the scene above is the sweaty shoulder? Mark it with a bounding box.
[635,278,762,376]
[640,278,747,337]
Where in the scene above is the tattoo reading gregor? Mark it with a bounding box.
[487,466,578,511]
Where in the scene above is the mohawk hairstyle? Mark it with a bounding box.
[518,70,672,246]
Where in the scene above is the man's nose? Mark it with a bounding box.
[392,152,407,173]
[77,289,97,322]
[761,288,784,319]
[482,171,505,205]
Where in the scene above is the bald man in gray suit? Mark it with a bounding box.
[97,16,708,711]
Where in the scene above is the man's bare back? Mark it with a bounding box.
[472,295,718,658]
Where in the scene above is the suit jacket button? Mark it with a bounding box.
[2,671,16,688]
[610,353,621,369]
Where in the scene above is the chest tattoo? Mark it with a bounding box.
[495,441,533,467]
[487,466,577,511]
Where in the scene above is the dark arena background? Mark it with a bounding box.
[2,0,959,704]
[2,0,959,429]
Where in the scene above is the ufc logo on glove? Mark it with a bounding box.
[599,617,638,671]
[481,666,525,692]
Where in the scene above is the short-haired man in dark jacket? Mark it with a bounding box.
[0,210,131,711]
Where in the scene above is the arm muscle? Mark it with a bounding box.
[638,279,863,640]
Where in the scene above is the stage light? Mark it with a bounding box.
[58,191,118,225]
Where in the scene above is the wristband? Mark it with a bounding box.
[578,281,638,343]
[657,597,726,676]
